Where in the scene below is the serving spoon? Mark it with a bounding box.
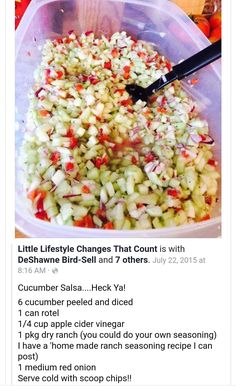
[126,40,221,102]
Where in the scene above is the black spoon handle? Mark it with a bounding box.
[173,39,221,79]
[146,40,221,95]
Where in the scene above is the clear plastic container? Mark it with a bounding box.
[15,0,221,238]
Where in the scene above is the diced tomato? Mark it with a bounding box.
[138,51,146,58]
[208,159,216,166]
[167,188,179,197]
[27,190,37,201]
[111,48,119,58]
[74,215,94,228]
[65,37,73,44]
[94,157,103,169]
[69,137,78,149]
[205,196,212,205]
[56,70,63,79]
[89,76,100,85]
[157,107,167,114]
[200,134,207,141]
[127,108,133,113]
[115,88,126,95]
[76,84,84,92]
[124,73,130,80]
[137,203,144,209]
[200,214,211,221]
[36,196,45,212]
[56,37,63,44]
[102,154,109,165]
[165,61,172,71]
[147,53,159,63]
[65,162,74,171]
[35,210,49,221]
[131,156,138,165]
[161,96,167,106]
[103,222,114,229]
[104,61,112,70]
[66,127,74,137]
[82,185,90,194]
[94,153,109,168]
[45,69,51,77]
[123,65,131,73]
[145,152,155,163]
[50,151,60,164]
[82,75,89,82]
[85,31,93,36]
[121,98,133,107]
[131,137,142,145]
[181,149,189,158]
[97,129,111,144]
[112,73,117,79]
[38,109,50,117]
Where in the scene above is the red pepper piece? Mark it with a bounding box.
[103,222,114,229]
[56,70,63,79]
[111,48,119,57]
[69,137,78,149]
[104,61,112,70]
[115,88,125,95]
[123,65,131,73]
[89,76,100,85]
[145,152,155,163]
[208,159,216,166]
[50,151,60,164]
[65,162,74,171]
[137,51,146,58]
[94,157,103,169]
[35,211,49,221]
[166,61,172,71]
[82,185,90,194]
[167,188,179,197]
[66,127,74,137]
[38,109,50,117]
[74,215,94,228]
[120,98,133,107]
[181,150,189,158]
[56,37,63,44]
[75,84,84,92]
[97,129,111,144]
[200,214,211,221]
[137,203,144,208]
[205,196,212,205]
[131,156,138,165]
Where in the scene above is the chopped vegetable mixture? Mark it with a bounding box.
[21,31,219,230]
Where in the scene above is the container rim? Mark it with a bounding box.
[16,206,221,238]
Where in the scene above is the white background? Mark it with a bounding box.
[0,0,236,385]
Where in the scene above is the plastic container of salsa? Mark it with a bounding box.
[15,0,221,237]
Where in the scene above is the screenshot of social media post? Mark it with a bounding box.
[4,0,234,385]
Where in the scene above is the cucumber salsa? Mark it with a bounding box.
[21,31,219,230]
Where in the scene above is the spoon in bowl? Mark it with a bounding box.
[126,40,221,103]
